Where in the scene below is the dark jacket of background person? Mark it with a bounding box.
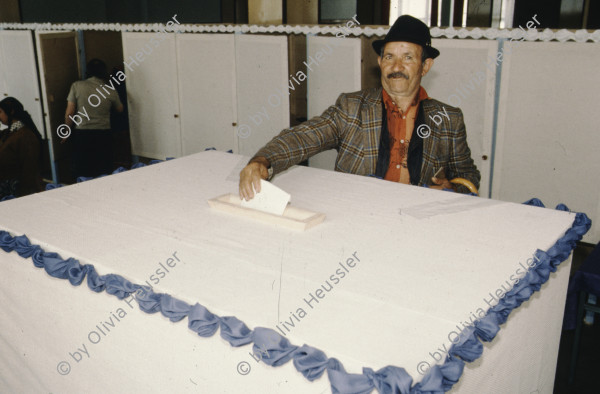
[0,98,44,197]
[65,59,123,179]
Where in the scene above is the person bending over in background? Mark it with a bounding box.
[0,97,44,198]
[239,15,480,200]
[65,58,123,178]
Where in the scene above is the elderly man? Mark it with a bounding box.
[239,15,480,200]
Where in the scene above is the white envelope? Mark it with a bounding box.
[240,180,291,216]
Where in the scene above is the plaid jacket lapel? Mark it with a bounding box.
[359,88,384,176]
[420,99,438,185]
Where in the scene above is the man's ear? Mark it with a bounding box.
[421,58,434,77]
[377,56,382,67]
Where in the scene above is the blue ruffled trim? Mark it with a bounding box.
[204,147,233,153]
[0,196,589,393]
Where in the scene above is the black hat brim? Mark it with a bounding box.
[372,38,440,59]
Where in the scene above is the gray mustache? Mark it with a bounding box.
[387,72,409,79]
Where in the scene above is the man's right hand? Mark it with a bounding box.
[239,157,270,201]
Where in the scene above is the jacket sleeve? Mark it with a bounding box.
[252,93,351,176]
[447,109,481,194]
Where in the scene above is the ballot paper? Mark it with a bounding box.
[240,180,291,216]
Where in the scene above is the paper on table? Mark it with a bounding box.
[240,179,291,216]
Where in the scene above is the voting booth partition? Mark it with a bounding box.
[492,40,600,244]
[34,31,80,183]
[0,30,51,180]
[305,35,362,172]
[122,32,290,160]
[0,30,44,137]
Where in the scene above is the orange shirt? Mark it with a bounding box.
[382,86,428,183]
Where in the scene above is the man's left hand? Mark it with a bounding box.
[430,176,454,190]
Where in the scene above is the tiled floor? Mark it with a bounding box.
[554,243,599,394]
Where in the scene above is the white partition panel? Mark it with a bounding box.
[307,36,361,171]
[422,39,497,198]
[235,34,289,156]
[177,34,236,154]
[493,41,600,243]
[122,32,181,159]
[34,31,79,184]
[0,31,44,137]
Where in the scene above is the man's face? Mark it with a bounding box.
[0,108,8,126]
[377,41,433,98]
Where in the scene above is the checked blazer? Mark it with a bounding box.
[254,87,480,193]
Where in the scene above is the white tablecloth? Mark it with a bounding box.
[0,151,576,393]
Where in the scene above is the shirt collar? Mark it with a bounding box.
[382,86,429,112]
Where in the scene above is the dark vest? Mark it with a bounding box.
[374,100,425,185]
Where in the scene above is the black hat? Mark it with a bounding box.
[372,15,439,59]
